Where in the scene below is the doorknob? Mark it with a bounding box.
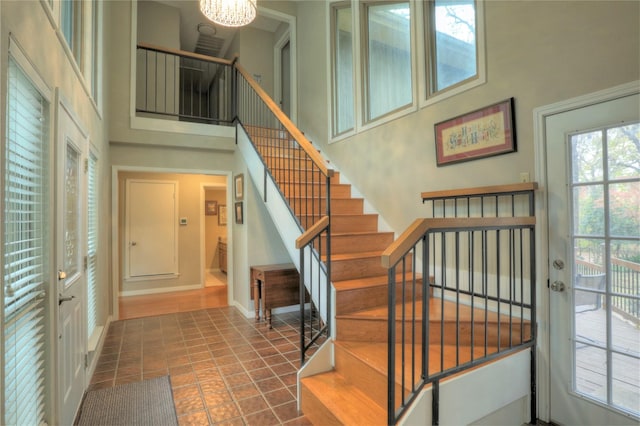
[552,259,565,270]
[58,270,67,280]
[131,241,137,246]
[550,280,566,292]
[58,294,75,306]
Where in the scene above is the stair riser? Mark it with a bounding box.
[320,233,394,255]
[291,199,363,216]
[335,281,425,315]
[271,169,339,184]
[264,156,316,169]
[330,214,378,233]
[331,257,389,281]
[337,317,530,346]
[334,344,404,410]
[281,184,351,199]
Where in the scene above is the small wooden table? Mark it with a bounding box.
[250,263,300,329]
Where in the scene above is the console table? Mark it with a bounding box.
[250,263,300,329]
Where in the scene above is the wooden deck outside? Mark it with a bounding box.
[574,307,639,415]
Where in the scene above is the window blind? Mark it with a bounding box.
[3,56,49,426]
[87,152,98,342]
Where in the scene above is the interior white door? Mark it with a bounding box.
[57,102,87,426]
[126,180,178,277]
[546,93,639,425]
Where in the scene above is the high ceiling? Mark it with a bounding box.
[155,0,283,58]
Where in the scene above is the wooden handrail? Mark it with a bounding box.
[421,182,538,202]
[137,42,234,66]
[235,63,334,178]
[296,216,330,249]
[381,216,536,268]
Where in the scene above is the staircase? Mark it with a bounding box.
[243,126,534,425]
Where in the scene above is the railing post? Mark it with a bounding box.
[388,267,397,426]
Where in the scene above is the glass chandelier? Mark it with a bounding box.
[200,0,257,28]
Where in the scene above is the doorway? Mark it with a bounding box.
[202,184,228,288]
[112,168,232,320]
[537,83,639,424]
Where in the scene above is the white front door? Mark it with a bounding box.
[57,100,87,426]
[545,92,639,424]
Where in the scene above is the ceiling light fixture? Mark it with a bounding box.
[199,0,257,28]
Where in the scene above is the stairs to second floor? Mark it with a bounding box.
[242,125,535,425]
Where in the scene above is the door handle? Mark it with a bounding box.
[550,280,566,292]
[58,270,67,280]
[131,241,137,246]
[59,294,75,306]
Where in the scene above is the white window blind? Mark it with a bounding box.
[3,56,50,425]
[87,152,99,342]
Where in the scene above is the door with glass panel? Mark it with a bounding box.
[546,93,639,424]
[56,100,88,426]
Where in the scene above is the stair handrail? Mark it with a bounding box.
[382,215,537,425]
[296,216,331,364]
[234,63,333,179]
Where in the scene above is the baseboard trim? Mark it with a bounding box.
[120,284,202,297]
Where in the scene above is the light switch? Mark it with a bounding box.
[180,217,187,225]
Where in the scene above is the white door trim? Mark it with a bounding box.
[200,182,227,289]
[533,80,640,422]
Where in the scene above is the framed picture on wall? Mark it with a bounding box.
[204,200,218,216]
[234,174,244,200]
[218,205,227,226]
[435,98,516,166]
[235,202,243,224]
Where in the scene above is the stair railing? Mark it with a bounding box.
[233,64,334,364]
[135,43,235,125]
[296,216,331,365]
[383,183,538,425]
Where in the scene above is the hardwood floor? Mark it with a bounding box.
[119,285,228,320]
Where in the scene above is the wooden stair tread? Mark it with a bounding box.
[301,371,386,425]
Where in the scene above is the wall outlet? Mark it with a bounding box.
[519,172,530,183]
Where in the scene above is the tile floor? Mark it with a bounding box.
[89,306,317,425]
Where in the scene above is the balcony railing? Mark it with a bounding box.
[136,43,235,125]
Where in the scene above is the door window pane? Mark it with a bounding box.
[570,123,640,416]
[607,123,640,180]
[365,2,412,122]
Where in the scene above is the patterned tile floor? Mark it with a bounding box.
[88,307,316,425]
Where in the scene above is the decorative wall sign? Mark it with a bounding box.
[435,98,516,166]
[205,200,218,216]
[234,174,244,200]
[218,205,227,226]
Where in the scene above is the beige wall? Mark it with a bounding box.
[204,189,227,271]
[297,0,640,235]
[117,172,226,294]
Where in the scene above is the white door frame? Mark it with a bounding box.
[260,6,297,123]
[533,80,640,422]
[111,166,233,320]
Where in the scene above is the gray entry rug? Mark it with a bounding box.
[77,376,178,426]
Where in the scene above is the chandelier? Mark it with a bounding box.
[200,0,257,28]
